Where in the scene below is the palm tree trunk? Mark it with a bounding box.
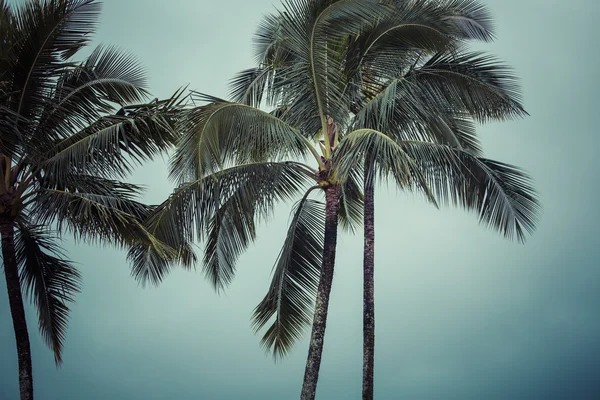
[301,184,340,400]
[362,169,375,400]
[1,218,34,400]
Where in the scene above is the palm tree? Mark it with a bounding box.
[0,1,185,398]
[130,1,539,399]
[338,1,540,398]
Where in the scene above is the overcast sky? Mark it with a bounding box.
[1,0,599,399]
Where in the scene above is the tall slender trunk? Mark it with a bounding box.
[1,218,34,400]
[362,169,375,400]
[301,184,340,400]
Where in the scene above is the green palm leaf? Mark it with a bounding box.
[129,161,316,286]
[333,128,436,205]
[170,94,316,183]
[401,140,540,241]
[407,48,527,122]
[252,194,324,359]
[41,92,183,179]
[34,44,150,145]
[14,223,81,366]
[338,167,364,233]
[11,0,101,127]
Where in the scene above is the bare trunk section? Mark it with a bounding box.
[300,185,340,400]
[1,218,34,400]
[362,169,375,400]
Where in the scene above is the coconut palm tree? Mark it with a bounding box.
[339,1,540,398]
[0,1,185,398]
[130,1,539,399]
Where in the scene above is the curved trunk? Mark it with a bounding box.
[1,218,34,400]
[301,185,340,400]
[362,169,375,400]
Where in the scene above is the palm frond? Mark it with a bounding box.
[39,173,146,199]
[252,194,324,359]
[41,94,182,179]
[11,0,101,127]
[229,67,271,108]
[401,140,540,242]
[129,161,315,286]
[33,44,149,145]
[338,167,363,233]
[333,128,436,205]
[437,0,495,41]
[407,48,527,122]
[201,173,260,291]
[170,96,314,183]
[30,188,159,248]
[14,223,81,366]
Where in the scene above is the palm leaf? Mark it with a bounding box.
[33,44,150,145]
[11,0,101,126]
[170,95,315,183]
[129,161,315,286]
[41,94,182,179]
[338,167,363,233]
[401,140,540,241]
[406,48,527,122]
[333,128,436,205]
[14,223,81,366]
[252,193,324,359]
[30,188,159,248]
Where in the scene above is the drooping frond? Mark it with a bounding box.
[338,167,364,233]
[14,223,81,366]
[202,207,256,292]
[401,140,540,242]
[252,194,324,359]
[170,95,316,183]
[129,161,315,286]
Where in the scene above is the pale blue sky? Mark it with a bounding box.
[1,0,599,399]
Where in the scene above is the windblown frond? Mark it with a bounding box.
[401,141,540,241]
[14,223,81,366]
[41,95,182,179]
[10,0,101,130]
[170,95,314,183]
[129,161,316,286]
[406,48,527,122]
[338,167,363,233]
[33,44,150,146]
[30,188,156,247]
[252,195,324,359]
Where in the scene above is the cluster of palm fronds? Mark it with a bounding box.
[1,1,188,398]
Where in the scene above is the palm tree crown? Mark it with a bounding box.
[1,1,186,398]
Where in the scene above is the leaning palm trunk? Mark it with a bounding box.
[0,218,34,400]
[362,168,375,400]
[301,184,340,400]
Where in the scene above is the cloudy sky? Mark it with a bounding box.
[1,0,599,399]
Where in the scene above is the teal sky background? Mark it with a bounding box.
[1,0,599,399]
